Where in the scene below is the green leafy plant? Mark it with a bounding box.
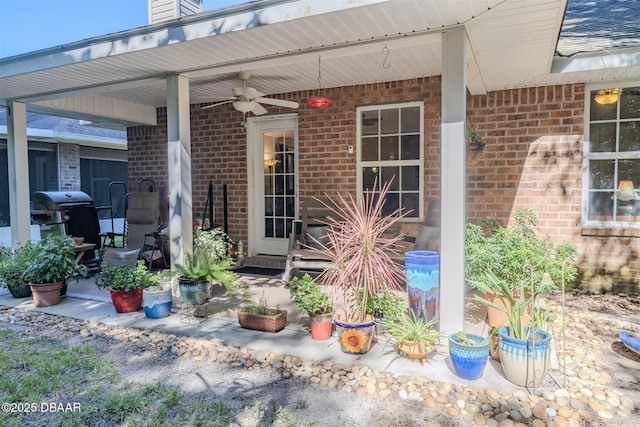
[363,289,405,322]
[0,241,40,287]
[174,251,238,292]
[465,208,577,295]
[378,309,441,354]
[454,331,489,346]
[239,289,284,315]
[194,227,232,262]
[470,270,535,340]
[289,274,333,315]
[22,236,89,284]
[311,179,408,323]
[96,260,154,292]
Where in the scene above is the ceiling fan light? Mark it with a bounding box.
[233,100,256,112]
[308,97,332,108]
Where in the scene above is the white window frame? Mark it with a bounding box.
[583,81,640,228]
[356,102,424,220]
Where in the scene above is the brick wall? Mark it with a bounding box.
[58,143,81,191]
[126,79,639,293]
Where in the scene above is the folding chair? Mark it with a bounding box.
[101,192,159,269]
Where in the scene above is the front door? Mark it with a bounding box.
[247,115,298,256]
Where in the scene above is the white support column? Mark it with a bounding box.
[439,28,467,334]
[6,101,32,246]
[166,74,192,269]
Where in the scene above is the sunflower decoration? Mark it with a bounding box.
[340,328,370,354]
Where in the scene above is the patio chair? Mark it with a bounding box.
[101,192,159,269]
[281,197,334,283]
[66,205,102,272]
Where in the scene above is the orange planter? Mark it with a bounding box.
[310,313,333,340]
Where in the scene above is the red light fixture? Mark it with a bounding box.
[308,96,332,108]
[308,56,332,108]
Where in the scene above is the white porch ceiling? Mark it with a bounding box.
[0,0,581,127]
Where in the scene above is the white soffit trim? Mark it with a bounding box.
[551,46,640,74]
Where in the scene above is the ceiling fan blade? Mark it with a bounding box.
[256,97,299,109]
[251,103,268,115]
[201,100,234,110]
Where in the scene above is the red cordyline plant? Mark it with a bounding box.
[312,179,409,323]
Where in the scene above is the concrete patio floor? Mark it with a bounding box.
[0,272,552,394]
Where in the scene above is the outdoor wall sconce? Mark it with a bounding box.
[264,159,280,168]
[594,88,619,105]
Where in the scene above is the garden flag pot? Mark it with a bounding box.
[334,314,375,354]
[405,251,440,325]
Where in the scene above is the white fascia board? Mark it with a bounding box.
[34,94,157,126]
[551,47,640,74]
[0,0,387,78]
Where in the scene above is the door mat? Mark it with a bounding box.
[233,266,284,277]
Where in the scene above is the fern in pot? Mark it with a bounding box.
[310,179,408,354]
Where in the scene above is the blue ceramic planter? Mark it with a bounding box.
[405,251,439,324]
[498,326,552,387]
[449,333,489,380]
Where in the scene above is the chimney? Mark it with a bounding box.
[148,0,202,25]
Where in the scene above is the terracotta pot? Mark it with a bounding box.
[309,312,333,340]
[237,309,287,333]
[110,288,143,313]
[398,339,434,360]
[333,313,376,355]
[488,326,501,361]
[30,282,62,307]
[485,291,530,327]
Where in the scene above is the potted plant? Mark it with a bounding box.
[289,273,333,340]
[471,271,553,388]
[142,270,175,319]
[175,227,238,305]
[22,236,89,307]
[378,309,441,360]
[237,289,287,333]
[465,209,577,326]
[174,250,238,305]
[96,260,154,313]
[363,289,405,338]
[311,179,408,354]
[448,331,490,380]
[0,241,40,298]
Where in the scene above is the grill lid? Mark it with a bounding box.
[32,191,94,210]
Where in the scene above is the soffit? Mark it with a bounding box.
[0,0,570,124]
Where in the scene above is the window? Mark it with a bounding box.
[357,102,423,219]
[80,157,128,218]
[585,85,640,226]
[0,141,58,227]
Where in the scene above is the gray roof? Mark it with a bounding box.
[557,0,640,56]
[0,110,126,142]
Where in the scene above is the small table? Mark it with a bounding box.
[73,243,96,264]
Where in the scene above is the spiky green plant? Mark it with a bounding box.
[311,179,408,323]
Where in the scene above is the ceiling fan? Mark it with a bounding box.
[200,71,299,115]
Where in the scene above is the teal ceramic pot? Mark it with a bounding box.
[178,278,210,305]
[449,333,490,380]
